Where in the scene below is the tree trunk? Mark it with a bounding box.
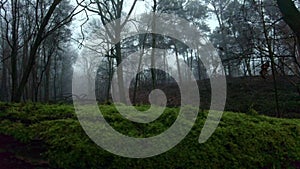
[10,0,20,102]
[277,0,300,42]
[262,2,280,117]
[0,8,9,101]
[106,56,113,102]
[1,57,8,101]
[53,55,58,102]
[150,0,157,89]
[44,53,52,102]
[115,42,126,103]
[133,34,147,105]
[174,42,182,85]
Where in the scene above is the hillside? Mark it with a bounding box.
[130,76,300,118]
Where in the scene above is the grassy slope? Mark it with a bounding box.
[0,102,300,169]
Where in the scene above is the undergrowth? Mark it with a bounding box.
[0,102,299,169]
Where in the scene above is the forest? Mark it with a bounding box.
[0,0,300,168]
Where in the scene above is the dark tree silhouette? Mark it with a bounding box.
[277,0,300,42]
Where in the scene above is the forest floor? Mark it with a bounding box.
[0,134,50,169]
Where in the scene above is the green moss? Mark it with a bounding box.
[0,102,300,168]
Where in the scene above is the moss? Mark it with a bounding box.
[0,103,300,168]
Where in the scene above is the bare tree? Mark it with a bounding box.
[0,0,84,102]
[77,0,138,103]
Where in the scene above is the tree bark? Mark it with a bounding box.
[277,0,300,41]
[150,0,157,89]
[10,0,20,102]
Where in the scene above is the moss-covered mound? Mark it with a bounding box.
[0,102,299,169]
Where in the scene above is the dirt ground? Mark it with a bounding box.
[0,134,50,169]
